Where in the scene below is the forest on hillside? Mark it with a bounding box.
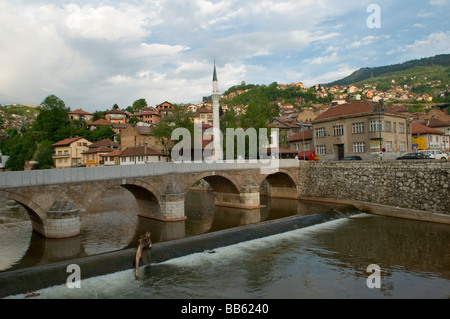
[326,54,450,87]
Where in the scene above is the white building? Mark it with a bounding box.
[0,150,10,172]
[118,146,167,165]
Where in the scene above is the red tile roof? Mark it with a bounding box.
[89,139,120,149]
[120,146,164,157]
[82,146,114,154]
[90,119,112,126]
[287,129,313,142]
[69,109,93,115]
[313,100,405,122]
[411,122,444,135]
[101,150,123,157]
[52,136,84,147]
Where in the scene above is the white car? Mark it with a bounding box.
[418,150,449,160]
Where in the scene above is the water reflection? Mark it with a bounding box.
[310,214,450,281]
[0,188,341,272]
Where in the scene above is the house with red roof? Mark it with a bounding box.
[287,129,314,158]
[81,139,121,167]
[411,121,445,151]
[68,109,93,123]
[52,136,92,168]
[119,146,167,165]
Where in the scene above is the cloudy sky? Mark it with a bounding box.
[0,0,449,112]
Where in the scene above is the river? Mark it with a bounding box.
[1,187,450,299]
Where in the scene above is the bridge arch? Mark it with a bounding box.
[5,191,47,237]
[185,172,240,194]
[185,171,261,210]
[260,171,299,199]
[83,179,163,221]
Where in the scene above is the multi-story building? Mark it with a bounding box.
[133,107,161,126]
[287,129,313,153]
[311,100,410,161]
[81,139,121,167]
[68,109,93,123]
[52,137,91,168]
[197,108,213,126]
[105,108,128,124]
[156,101,174,117]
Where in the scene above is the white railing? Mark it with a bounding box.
[0,159,299,188]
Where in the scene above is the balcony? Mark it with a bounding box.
[52,152,70,158]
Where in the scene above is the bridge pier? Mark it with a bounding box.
[214,177,262,210]
[38,200,81,239]
[138,181,186,222]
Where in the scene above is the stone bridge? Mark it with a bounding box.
[0,160,300,238]
[2,159,449,239]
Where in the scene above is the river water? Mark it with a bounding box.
[1,188,450,299]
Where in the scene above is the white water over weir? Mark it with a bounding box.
[0,209,358,298]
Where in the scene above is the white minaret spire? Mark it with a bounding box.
[212,61,223,161]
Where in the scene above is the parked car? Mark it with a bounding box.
[397,153,433,160]
[341,156,363,161]
[418,150,448,160]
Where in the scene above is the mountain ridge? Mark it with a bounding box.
[324,54,450,87]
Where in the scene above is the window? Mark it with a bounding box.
[385,141,392,152]
[369,120,383,132]
[398,123,405,134]
[315,127,326,138]
[385,121,391,132]
[353,142,366,153]
[399,142,406,152]
[333,125,344,136]
[316,145,326,155]
[352,122,365,134]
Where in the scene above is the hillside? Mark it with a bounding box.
[354,65,450,96]
[325,54,450,87]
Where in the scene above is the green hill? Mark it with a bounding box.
[325,54,450,87]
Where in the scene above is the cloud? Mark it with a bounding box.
[429,0,447,5]
[64,3,155,41]
[304,52,339,65]
[303,66,358,86]
[0,0,447,111]
[387,31,450,58]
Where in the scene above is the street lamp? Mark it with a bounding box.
[373,99,385,160]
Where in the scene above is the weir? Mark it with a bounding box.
[0,207,359,298]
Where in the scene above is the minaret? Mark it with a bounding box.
[212,62,223,160]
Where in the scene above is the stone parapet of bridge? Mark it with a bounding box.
[0,160,299,188]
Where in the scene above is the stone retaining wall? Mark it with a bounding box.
[298,161,450,215]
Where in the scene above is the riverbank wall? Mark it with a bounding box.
[298,160,450,217]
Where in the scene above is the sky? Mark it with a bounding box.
[0,0,449,112]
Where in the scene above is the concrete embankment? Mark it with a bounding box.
[0,208,357,298]
[300,197,450,225]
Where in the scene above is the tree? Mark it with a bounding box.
[151,105,195,160]
[92,125,115,142]
[132,98,148,111]
[151,120,175,159]
[34,140,54,169]
[33,94,70,142]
